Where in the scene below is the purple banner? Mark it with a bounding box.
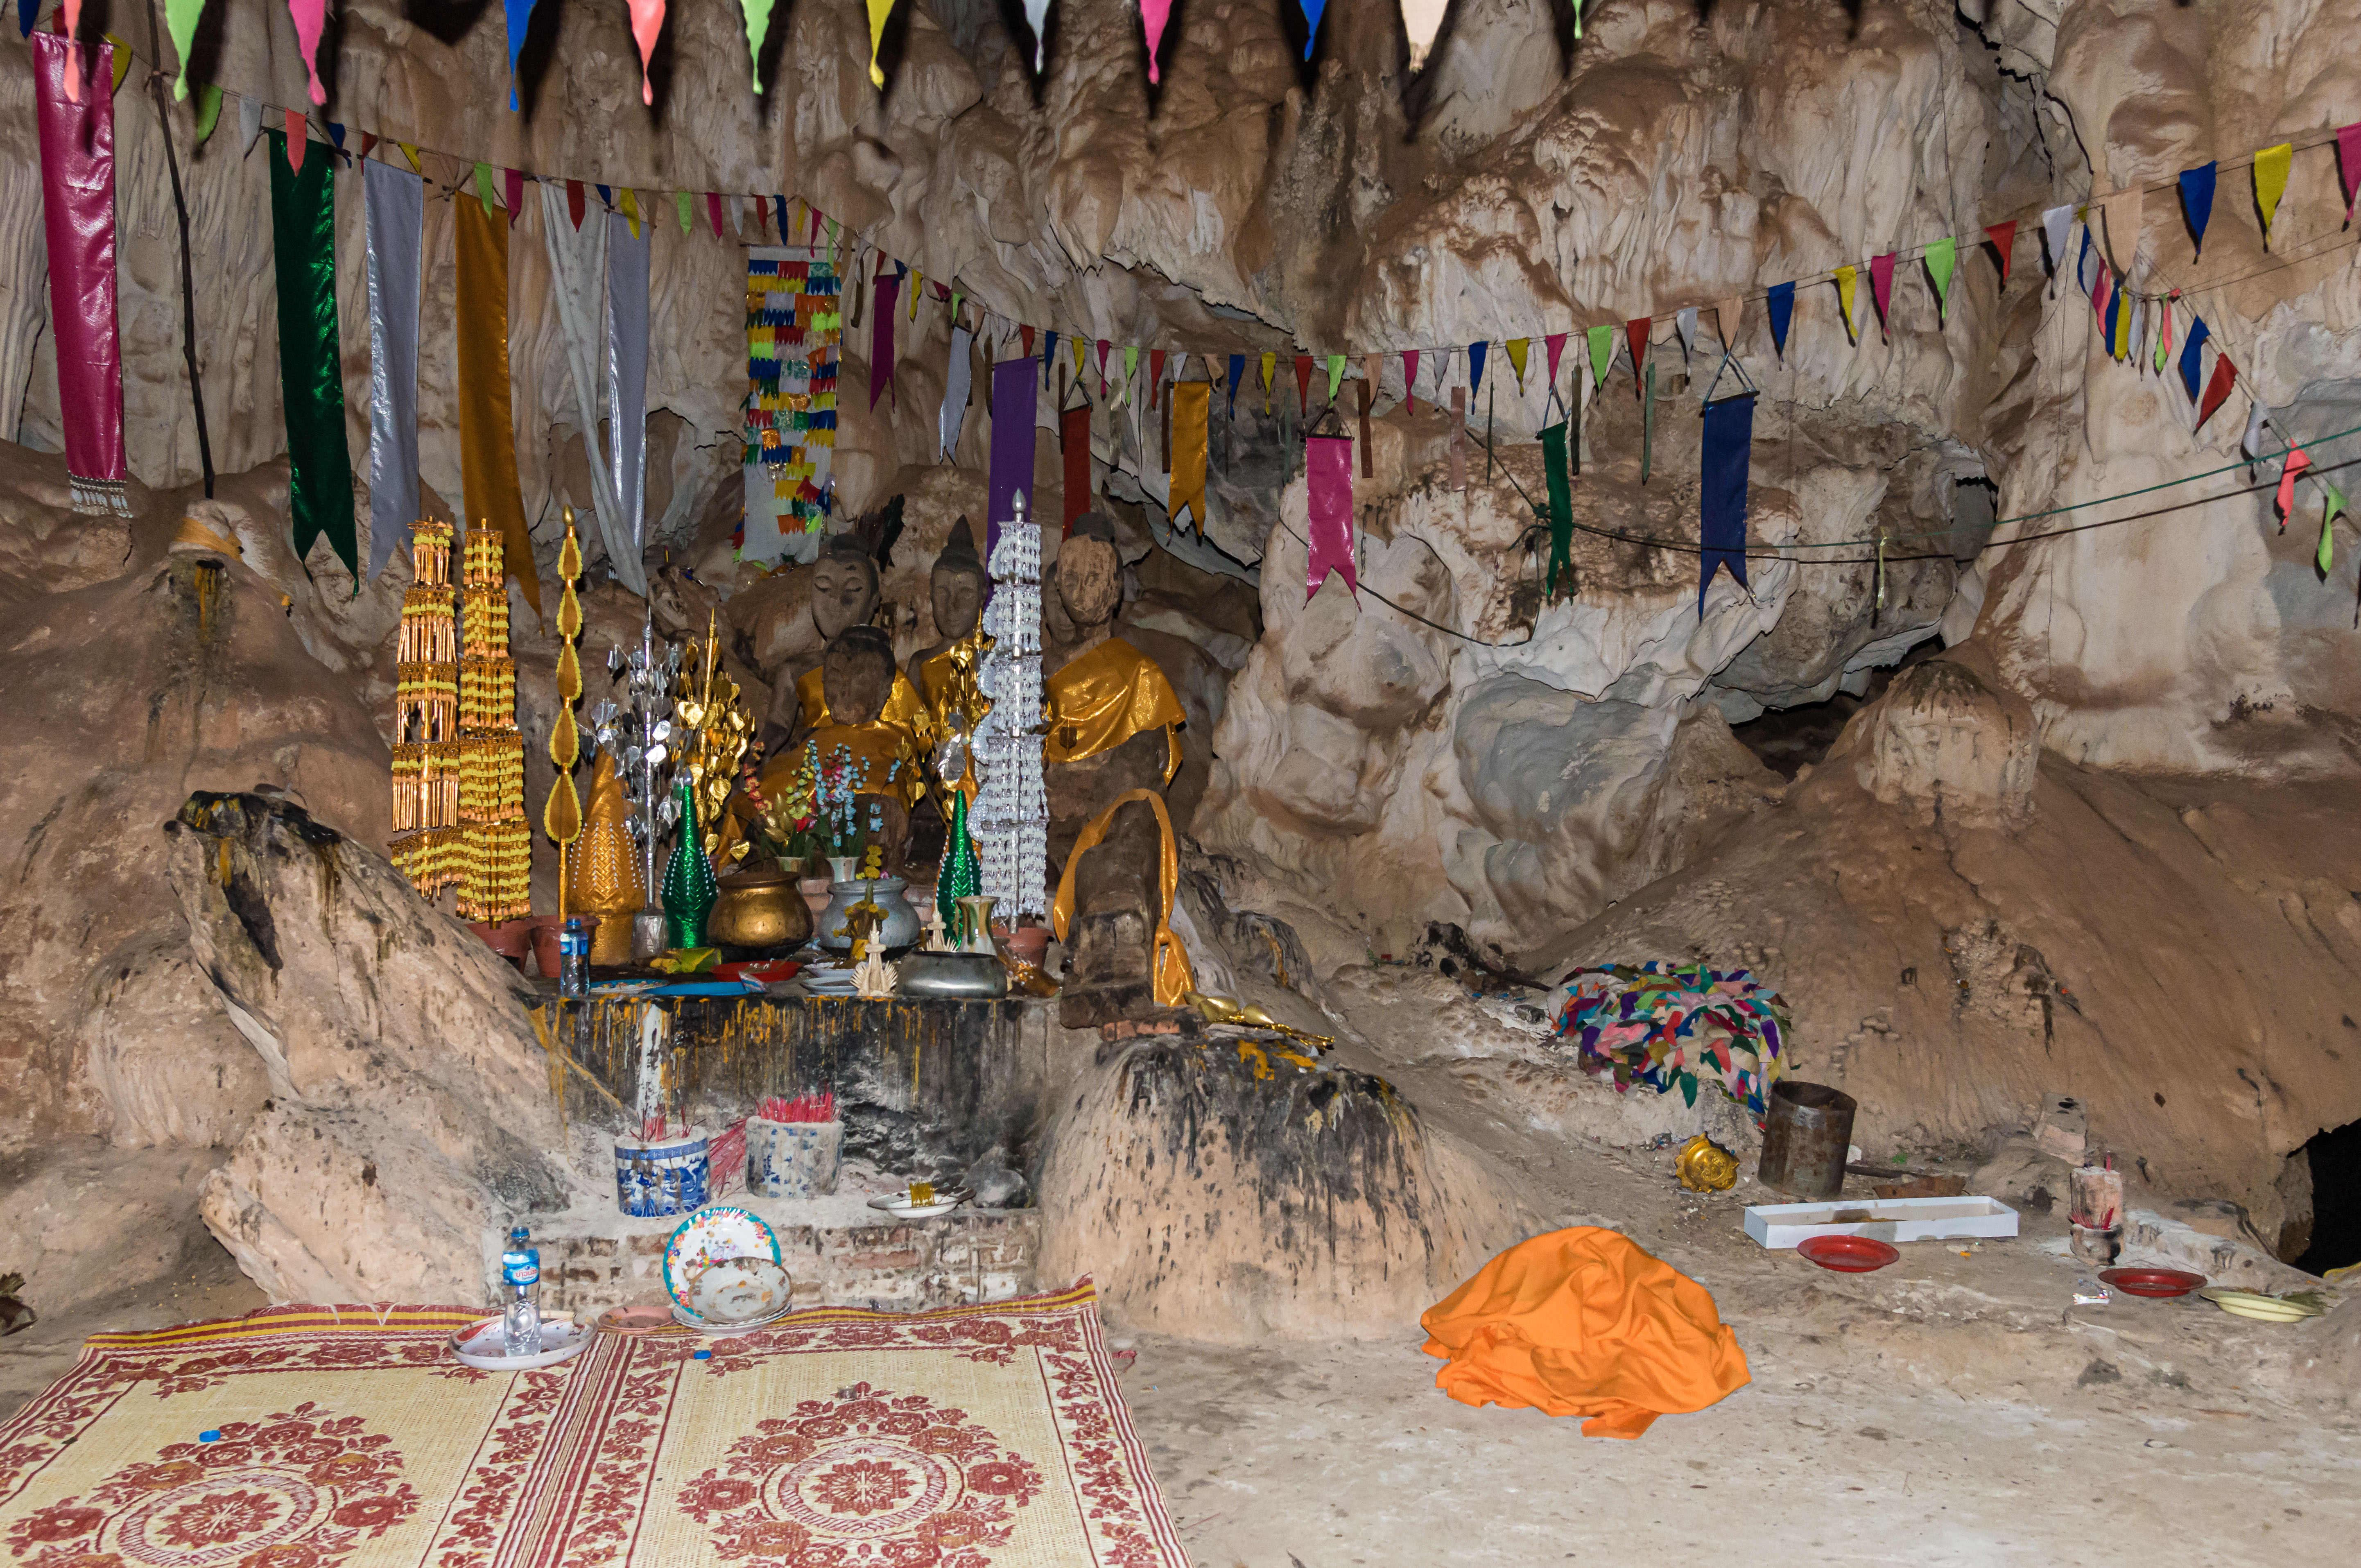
[32,33,127,516]
[1305,435,1357,602]
[988,355,1038,558]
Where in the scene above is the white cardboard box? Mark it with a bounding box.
[1744,1195,2020,1250]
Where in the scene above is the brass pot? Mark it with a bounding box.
[708,867,813,949]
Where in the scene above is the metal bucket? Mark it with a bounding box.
[1757,1080,1857,1200]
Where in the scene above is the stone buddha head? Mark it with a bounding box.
[821,625,898,729]
[932,518,986,643]
[811,533,881,642]
[1056,512,1122,636]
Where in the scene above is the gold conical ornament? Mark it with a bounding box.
[544,513,586,913]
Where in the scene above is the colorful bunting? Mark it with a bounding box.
[628,0,664,106]
[2321,484,2345,574]
[2254,143,2293,245]
[2154,294,2173,376]
[1868,253,1897,335]
[1297,0,1326,59]
[1403,349,1419,414]
[164,0,204,98]
[1022,0,1051,72]
[1674,308,1697,360]
[1305,435,1355,602]
[2340,124,2361,221]
[1506,338,1529,388]
[1227,353,1244,414]
[741,0,776,93]
[1924,236,1957,319]
[1259,350,1276,412]
[1766,283,1793,357]
[2179,163,2215,257]
[866,0,895,88]
[1544,332,1567,394]
[1141,0,1171,83]
[2196,353,2236,432]
[1832,265,1860,341]
[2275,445,2311,525]
[2041,204,2074,278]
[506,169,524,228]
[193,82,220,143]
[1983,221,2016,283]
[1586,324,1614,390]
[503,0,536,110]
[1293,352,1312,416]
[566,178,585,230]
[1624,318,1649,390]
[287,110,308,172]
[1468,340,1488,396]
[676,189,693,235]
[288,0,328,106]
[1326,353,1345,402]
[2178,316,2210,402]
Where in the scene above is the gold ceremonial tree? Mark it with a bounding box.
[675,609,753,869]
[543,512,586,914]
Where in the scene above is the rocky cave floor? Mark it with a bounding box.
[7,971,2355,1566]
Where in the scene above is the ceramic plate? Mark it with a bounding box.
[450,1315,593,1370]
[662,1205,783,1310]
[671,1300,792,1336]
[2098,1267,2207,1299]
[686,1256,792,1324]
[2198,1287,2324,1321]
[1796,1234,1900,1272]
[594,1304,674,1336]
[866,1189,971,1221]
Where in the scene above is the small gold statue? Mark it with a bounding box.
[1677,1134,1741,1193]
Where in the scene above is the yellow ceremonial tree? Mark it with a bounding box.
[545,513,586,913]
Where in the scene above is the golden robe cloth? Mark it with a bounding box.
[918,629,994,732]
[1052,787,1194,1007]
[797,666,932,748]
[1044,637,1184,784]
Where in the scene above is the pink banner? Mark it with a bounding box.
[31,32,127,516]
[1305,434,1357,603]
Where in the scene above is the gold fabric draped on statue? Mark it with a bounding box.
[918,629,994,733]
[797,666,933,748]
[567,751,645,964]
[1044,638,1184,784]
[1052,789,1194,1007]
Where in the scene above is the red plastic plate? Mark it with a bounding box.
[1797,1234,1901,1272]
[713,960,802,984]
[2098,1267,2207,1299]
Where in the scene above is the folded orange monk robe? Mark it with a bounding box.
[1420,1226,1750,1438]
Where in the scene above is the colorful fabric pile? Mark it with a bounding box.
[1550,960,1789,1115]
[742,245,840,565]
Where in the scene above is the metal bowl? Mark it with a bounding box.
[896,951,1010,1000]
[708,869,814,948]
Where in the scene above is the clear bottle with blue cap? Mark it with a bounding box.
[500,1225,541,1357]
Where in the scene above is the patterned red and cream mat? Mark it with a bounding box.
[0,1283,1186,1567]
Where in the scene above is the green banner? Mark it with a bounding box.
[1542,421,1574,599]
[268,129,357,584]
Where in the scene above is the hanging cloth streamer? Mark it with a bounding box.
[1983,222,2017,284]
[1403,349,1420,415]
[741,0,776,92]
[940,324,973,460]
[363,159,423,579]
[606,211,651,595]
[268,128,357,581]
[987,356,1037,558]
[2275,446,2312,526]
[31,33,129,517]
[165,0,204,97]
[866,0,896,87]
[456,190,542,611]
[1867,254,1897,337]
[2177,165,2215,258]
[2319,483,2346,574]
[869,268,899,410]
[1832,265,1861,342]
[2253,143,2293,246]
[627,0,664,104]
[1697,393,1756,615]
[1924,237,1957,320]
[536,180,640,596]
[1304,434,1356,602]
[1169,380,1209,535]
[1061,403,1092,534]
[2041,204,2076,280]
[2178,315,2211,402]
[1541,421,1574,598]
[1586,325,1614,393]
[288,0,329,105]
[1140,0,1172,83]
[1766,284,1794,359]
[2196,353,2237,432]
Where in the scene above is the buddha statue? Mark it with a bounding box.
[911,517,992,729]
[1044,513,1192,1025]
[566,749,647,965]
[759,625,922,873]
[764,532,930,754]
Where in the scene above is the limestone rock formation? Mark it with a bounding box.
[171,792,567,1305]
[1836,647,2039,826]
[1036,1035,1534,1341]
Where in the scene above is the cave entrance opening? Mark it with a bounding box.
[2293,1118,2361,1275]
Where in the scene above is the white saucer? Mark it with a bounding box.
[450,1316,594,1370]
[866,1190,970,1220]
[669,1301,793,1336]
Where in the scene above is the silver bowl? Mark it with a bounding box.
[896,951,1009,1000]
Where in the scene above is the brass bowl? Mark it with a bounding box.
[708,868,814,948]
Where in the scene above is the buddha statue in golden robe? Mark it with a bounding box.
[566,749,646,964]
[1045,513,1192,1025]
[767,532,932,755]
[758,626,923,871]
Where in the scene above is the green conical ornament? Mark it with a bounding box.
[937,788,981,933]
[661,781,719,948]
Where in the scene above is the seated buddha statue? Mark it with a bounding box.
[764,532,930,756]
[758,626,923,874]
[1045,513,1192,1026]
[910,517,992,735]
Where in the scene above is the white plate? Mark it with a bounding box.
[662,1205,783,1310]
[686,1256,792,1324]
[866,1190,970,1220]
[450,1316,593,1371]
[671,1300,793,1336]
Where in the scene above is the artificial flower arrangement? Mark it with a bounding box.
[733,740,901,871]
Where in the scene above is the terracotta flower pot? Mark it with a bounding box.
[470,919,534,969]
[529,916,601,980]
[1003,925,1050,969]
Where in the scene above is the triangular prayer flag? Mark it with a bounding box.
[1021,324,1034,357]
[505,168,524,227]
[1468,341,1487,396]
[2178,163,2215,256]
[1022,0,1050,71]
[2178,316,2210,402]
[2340,123,2361,221]
[1675,307,1697,360]
[1544,332,1567,389]
[1227,353,1245,414]
[193,83,221,144]
[1298,0,1325,59]
[620,187,640,238]
[1983,221,2017,283]
[2321,484,2345,574]
[753,194,769,233]
[2253,143,2293,244]
[727,193,745,234]
[1717,296,1743,349]
[1259,351,1276,412]
[566,178,585,230]
[1624,318,1649,389]
[1403,350,1419,414]
[596,183,612,209]
[1924,236,1957,319]
[1766,284,1793,357]
[909,272,923,320]
[866,0,896,88]
[2275,446,2311,525]
[286,111,309,172]
[1867,254,1896,335]
[1586,324,1614,389]
[1149,348,1166,405]
[1141,0,1171,83]
[2091,263,2111,330]
[1293,353,1312,416]
[475,162,500,213]
[1505,338,1529,387]
[2100,187,2142,274]
[2243,396,2270,466]
[2196,353,2236,432]
[1325,352,1345,402]
[165,0,203,98]
[503,0,536,110]
[1833,265,1860,341]
[288,0,328,105]
[2042,203,2074,277]
[2155,296,2174,375]
[741,0,776,93]
[627,0,664,105]
[708,192,724,236]
[1072,336,1086,379]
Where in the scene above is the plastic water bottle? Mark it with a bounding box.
[500,1226,541,1358]
[558,919,590,999]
